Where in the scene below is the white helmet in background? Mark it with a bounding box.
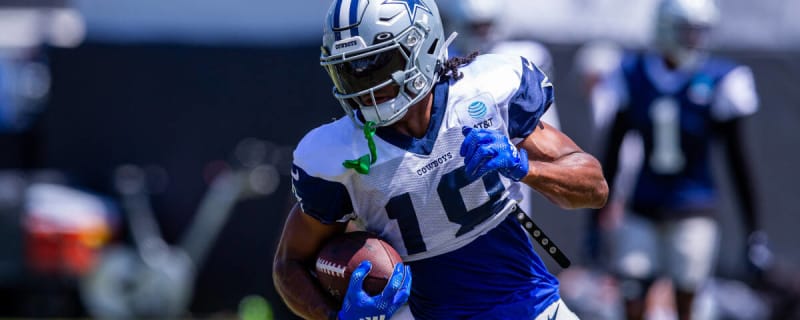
[320,0,447,127]
[654,0,720,69]
[440,0,506,54]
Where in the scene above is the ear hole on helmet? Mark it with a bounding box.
[375,32,394,44]
[427,39,439,55]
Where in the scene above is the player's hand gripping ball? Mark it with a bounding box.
[316,231,411,312]
[460,127,529,181]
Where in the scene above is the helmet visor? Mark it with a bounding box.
[326,47,408,95]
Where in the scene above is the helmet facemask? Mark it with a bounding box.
[322,25,435,127]
[656,19,713,69]
[320,0,448,128]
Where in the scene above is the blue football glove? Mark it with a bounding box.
[460,127,529,181]
[337,261,411,320]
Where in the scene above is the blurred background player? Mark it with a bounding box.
[438,0,563,226]
[593,0,763,319]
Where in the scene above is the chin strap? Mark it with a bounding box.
[343,121,378,174]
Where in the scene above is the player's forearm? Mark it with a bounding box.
[273,259,338,320]
[522,151,608,209]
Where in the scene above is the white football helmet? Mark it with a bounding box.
[654,0,719,69]
[321,0,448,127]
[439,0,505,54]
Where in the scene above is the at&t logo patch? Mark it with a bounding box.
[468,101,487,119]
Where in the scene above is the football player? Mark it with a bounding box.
[593,0,762,319]
[273,0,608,319]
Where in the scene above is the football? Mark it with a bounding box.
[315,231,403,302]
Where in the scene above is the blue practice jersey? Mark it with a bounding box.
[611,52,758,216]
[292,54,560,318]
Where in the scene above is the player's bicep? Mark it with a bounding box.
[517,121,583,162]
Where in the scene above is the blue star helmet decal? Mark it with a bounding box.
[383,0,432,23]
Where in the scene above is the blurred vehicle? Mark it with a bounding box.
[24,181,117,278]
[0,170,117,317]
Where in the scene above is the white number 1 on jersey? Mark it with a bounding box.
[649,97,685,174]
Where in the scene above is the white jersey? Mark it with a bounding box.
[292,54,553,262]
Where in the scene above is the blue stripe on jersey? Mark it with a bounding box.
[332,0,343,29]
[349,0,360,36]
[508,57,553,139]
[375,80,449,155]
[407,214,560,319]
[291,164,353,224]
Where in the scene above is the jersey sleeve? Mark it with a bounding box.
[712,66,759,122]
[291,163,354,224]
[507,56,555,140]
